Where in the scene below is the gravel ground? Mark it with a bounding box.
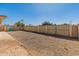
[8,31,79,56]
[0,32,29,56]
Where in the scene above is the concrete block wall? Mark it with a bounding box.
[56,25,69,36]
[24,25,79,38]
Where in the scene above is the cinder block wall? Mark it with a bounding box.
[72,25,78,38]
[56,25,69,36]
[24,25,79,38]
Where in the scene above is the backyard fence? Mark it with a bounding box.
[24,25,79,39]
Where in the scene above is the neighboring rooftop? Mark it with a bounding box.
[0,15,7,24]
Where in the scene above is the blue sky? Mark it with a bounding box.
[0,3,79,25]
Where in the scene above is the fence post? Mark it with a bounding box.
[45,25,48,34]
[69,25,72,37]
[78,25,79,39]
[55,24,57,34]
[37,26,39,32]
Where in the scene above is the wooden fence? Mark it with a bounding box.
[24,25,79,39]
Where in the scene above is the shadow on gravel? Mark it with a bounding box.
[23,30,79,41]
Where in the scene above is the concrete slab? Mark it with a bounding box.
[0,32,29,56]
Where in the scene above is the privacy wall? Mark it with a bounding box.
[24,25,79,38]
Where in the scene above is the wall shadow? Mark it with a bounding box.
[23,30,79,41]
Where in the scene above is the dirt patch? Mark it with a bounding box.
[9,31,79,56]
